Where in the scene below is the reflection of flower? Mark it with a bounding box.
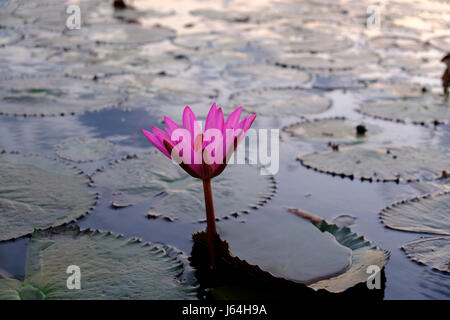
[142,103,256,267]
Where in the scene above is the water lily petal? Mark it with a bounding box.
[142,130,171,158]
[224,106,242,130]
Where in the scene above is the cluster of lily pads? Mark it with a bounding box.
[0,0,449,299]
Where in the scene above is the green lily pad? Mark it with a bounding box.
[380,191,450,235]
[229,88,331,117]
[92,153,276,222]
[273,52,379,71]
[0,226,197,299]
[190,8,252,23]
[280,33,354,53]
[55,138,114,163]
[0,75,125,116]
[370,35,426,51]
[283,118,381,144]
[80,23,176,46]
[0,28,22,47]
[172,32,249,52]
[298,146,449,182]
[359,82,428,100]
[0,152,96,241]
[401,237,450,273]
[357,97,450,125]
[214,215,352,285]
[194,209,387,294]
[222,64,310,88]
[197,51,254,69]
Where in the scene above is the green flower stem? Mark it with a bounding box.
[202,178,217,268]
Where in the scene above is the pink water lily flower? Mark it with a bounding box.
[142,103,256,268]
[142,103,256,180]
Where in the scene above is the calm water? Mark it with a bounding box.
[0,0,449,299]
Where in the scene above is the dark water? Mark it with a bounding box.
[0,0,449,300]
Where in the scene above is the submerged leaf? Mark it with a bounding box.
[0,75,125,116]
[92,153,276,222]
[222,64,310,88]
[283,117,381,144]
[381,192,450,235]
[55,137,114,163]
[402,237,450,273]
[299,146,449,182]
[0,226,197,299]
[229,88,331,117]
[193,208,387,294]
[358,97,450,125]
[0,152,96,241]
[0,28,22,47]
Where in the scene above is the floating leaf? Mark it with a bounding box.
[429,35,450,52]
[357,97,450,125]
[359,82,428,100]
[0,226,197,299]
[308,219,388,293]
[172,32,248,52]
[80,23,176,46]
[193,208,387,294]
[283,118,381,144]
[0,28,22,47]
[55,137,114,162]
[214,214,353,284]
[370,35,426,51]
[0,75,125,116]
[0,152,96,241]
[298,146,449,182]
[273,52,379,71]
[190,8,252,23]
[197,51,254,69]
[380,192,450,235]
[92,153,276,222]
[229,88,331,117]
[222,64,310,88]
[401,237,450,273]
[280,32,353,53]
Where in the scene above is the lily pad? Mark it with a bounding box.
[357,97,450,125]
[172,32,249,52]
[190,8,252,23]
[380,191,450,235]
[0,28,22,47]
[429,35,450,52]
[55,137,114,162]
[194,209,388,294]
[229,88,331,117]
[0,75,125,116]
[283,118,381,144]
[273,52,379,71]
[370,35,426,51]
[92,153,276,222]
[0,226,197,299]
[280,33,354,53]
[197,51,254,69]
[0,152,96,241]
[298,146,449,182]
[401,237,450,273]
[222,64,310,88]
[80,23,176,46]
[359,82,428,100]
